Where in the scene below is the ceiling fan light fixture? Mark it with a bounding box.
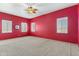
[25,6,38,14]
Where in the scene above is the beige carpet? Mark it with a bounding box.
[0,36,78,56]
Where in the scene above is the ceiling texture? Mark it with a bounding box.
[0,3,78,19]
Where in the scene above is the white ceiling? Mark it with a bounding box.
[0,3,77,19]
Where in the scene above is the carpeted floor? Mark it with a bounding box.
[0,36,78,56]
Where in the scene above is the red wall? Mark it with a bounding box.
[31,5,78,44]
[0,5,78,44]
[0,12,30,40]
[78,5,79,45]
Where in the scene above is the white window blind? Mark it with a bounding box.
[21,23,27,32]
[31,22,36,32]
[2,20,12,33]
[57,17,68,33]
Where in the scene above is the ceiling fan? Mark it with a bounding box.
[23,3,38,14]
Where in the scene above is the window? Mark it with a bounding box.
[57,17,68,33]
[31,22,36,32]
[21,23,27,32]
[2,20,12,33]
